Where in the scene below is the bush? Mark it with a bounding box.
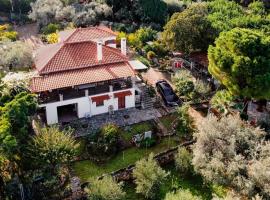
[175,147,192,174]
[133,153,169,199]
[173,70,195,100]
[147,51,156,60]
[41,23,60,34]
[139,137,156,148]
[165,189,201,200]
[194,80,211,98]
[46,33,59,44]
[177,104,194,135]
[86,176,125,200]
[101,123,119,143]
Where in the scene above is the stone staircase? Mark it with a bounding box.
[140,86,154,109]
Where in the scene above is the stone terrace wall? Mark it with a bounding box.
[98,140,195,182]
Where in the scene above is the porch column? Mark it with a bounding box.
[46,105,58,125]
[59,94,63,101]
[85,89,89,97]
[109,85,113,92]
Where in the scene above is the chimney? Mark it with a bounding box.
[121,38,127,56]
[97,41,103,61]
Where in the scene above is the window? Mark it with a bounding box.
[96,100,104,107]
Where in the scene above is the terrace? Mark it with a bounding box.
[38,78,133,104]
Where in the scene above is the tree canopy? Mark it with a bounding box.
[208,28,270,99]
[133,153,169,199]
[193,115,270,198]
[162,3,215,53]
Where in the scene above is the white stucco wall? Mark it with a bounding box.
[40,88,135,125]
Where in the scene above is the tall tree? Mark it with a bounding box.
[208,28,270,99]
[162,3,215,53]
[193,115,270,198]
[139,0,168,24]
[30,126,79,172]
[133,153,169,199]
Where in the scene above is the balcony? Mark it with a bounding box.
[38,78,133,104]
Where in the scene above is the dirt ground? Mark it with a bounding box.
[14,23,43,49]
[141,67,173,86]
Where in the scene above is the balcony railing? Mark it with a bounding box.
[38,79,133,104]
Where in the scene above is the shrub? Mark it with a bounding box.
[46,33,59,44]
[133,153,169,199]
[165,189,201,200]
[147,51,156,60]
[194,79,211,98]
[101,123,119,143]
[173,70,195,100]
[175,147,192,174]
[177,104,194,135]
[41,23,60,34]
[139,137,156,148]
[210,90,234,114]
[86,176,125,200]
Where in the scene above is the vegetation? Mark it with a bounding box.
[0,41,33,70]
[0,24,18,41]
[133,153,169,199]
[86,176,125,200]
[177,104,195,136]
[193,115,270,198]
[30,126,79,172]
[165,189,201,200]
[210,90,235,114]
[208,28,270,99]
[173,70,195,100]
[163,3,214,53]
[163,0,270,54]
[73,136,179,182]
[175,147,192,175]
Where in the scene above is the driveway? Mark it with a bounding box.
[141,67,173,87]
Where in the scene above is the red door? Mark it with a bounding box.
[118,96,126,109]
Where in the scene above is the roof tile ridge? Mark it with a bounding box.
[96,26,117,36]
[40,61,129,75]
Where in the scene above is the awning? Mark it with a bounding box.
[128,60,148,70]
[114,90,132,98]
[91,95,110,103]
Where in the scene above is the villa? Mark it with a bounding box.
[30,27,140,125]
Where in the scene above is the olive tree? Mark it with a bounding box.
[175,147,192,174]
[86,176,125,200]
[0,41,33,70]
[193,114,270,198]
[165,189,201,200]
[133,153,169,199]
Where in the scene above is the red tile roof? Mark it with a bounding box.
[38,41,127,74]
[31,63,135,92]
[65,26,117,43]
[31,26,134,93]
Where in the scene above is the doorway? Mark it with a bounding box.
[118,96,126,109]
[57,103,78,123]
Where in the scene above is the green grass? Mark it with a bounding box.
[123,164,225,200]
[120,121,154,142]
[159,113,178,131]
[72,136,179,182]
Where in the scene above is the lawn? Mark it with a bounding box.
[120,121,154,142]
[72,136,179,182]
